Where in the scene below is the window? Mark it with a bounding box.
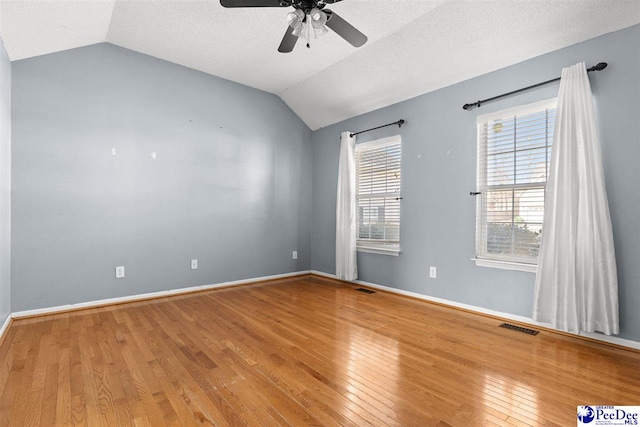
[355,135,402,255]
[475,99,556,271]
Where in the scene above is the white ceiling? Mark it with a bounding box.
[1,0,639,130]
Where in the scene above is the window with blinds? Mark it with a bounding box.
[475,99,556,268]
[355,135,402,255]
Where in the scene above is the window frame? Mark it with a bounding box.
[474,98,557,273]
[355,135,402,256]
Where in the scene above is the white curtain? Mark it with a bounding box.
[532,62,619,335]
[336,131,358,281]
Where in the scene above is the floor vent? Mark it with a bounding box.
[355,288,376,294]
[499,323,539,335]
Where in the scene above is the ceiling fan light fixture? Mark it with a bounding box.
[309,8,328,38]
[310,8,326,23]
[292,22,306,39]
[312,23,328,38]
[287,9,305,30]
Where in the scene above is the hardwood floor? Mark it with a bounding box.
[0,274,638,426]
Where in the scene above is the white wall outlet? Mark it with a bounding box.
[429,266,437,279]
[191,259,198,270]
[115,266,125,279]
[292,251,298,260]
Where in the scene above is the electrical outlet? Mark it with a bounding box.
[429,266,437,279]
[191,259,198,270]
[292,251,298,260]
[115,266,125,279]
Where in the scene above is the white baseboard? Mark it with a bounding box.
[310,270,640,351]
[8,269,638,351]
[11,270,311,320]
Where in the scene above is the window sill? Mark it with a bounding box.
[472,258,537,273]
[357,246,400,256]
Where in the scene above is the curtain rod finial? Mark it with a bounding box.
[594,62,607,71]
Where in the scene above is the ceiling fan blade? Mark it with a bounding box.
[220,0,284,7]
[278,26,298,53]
[325,9,367,48]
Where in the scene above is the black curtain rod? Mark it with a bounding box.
[462,62,608,111]
[350,120,405,137]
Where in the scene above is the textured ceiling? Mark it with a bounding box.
[1,0,639,130]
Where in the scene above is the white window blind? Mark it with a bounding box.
[355,135,402,254]
[475,99,556,267]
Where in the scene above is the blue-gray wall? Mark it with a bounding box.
[310,25,640,342]
[0,38,11,325]
[11,43,312,311]
[9,27,640,343]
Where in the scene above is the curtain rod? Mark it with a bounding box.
[462,62,608,111]
[350,120,405,137]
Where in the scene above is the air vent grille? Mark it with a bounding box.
[355,288,376,294]
[499,323,539,335]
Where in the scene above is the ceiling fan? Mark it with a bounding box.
[219,0,368,53]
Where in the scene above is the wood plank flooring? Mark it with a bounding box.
[0,274,638,426]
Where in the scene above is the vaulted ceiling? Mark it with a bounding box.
[1,0,639,130]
